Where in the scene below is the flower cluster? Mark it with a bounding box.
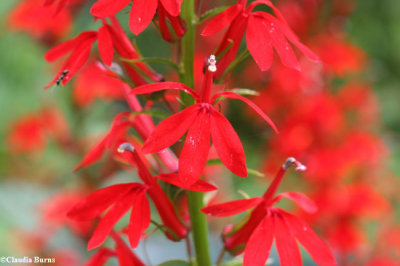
[6,0,398,265]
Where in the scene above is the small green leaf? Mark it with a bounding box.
[198,6,229,24]
[121,57,180,72]
[158,259,191,266]
[222,257,243,266]
[130,109,169,119]
[206,159,264,177]
[230,88,260,96]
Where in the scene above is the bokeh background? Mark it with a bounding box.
[1,0,400,265]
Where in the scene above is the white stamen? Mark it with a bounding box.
[283,157,307,171]
[117,142,135,153]
[208,54,217,72]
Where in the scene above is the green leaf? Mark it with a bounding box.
[230,88,260,96]
[206,159,264,177]
[121,57,180,72]
[198,6,229,24]
[222,257,243,266]
[130,109,169,119]
[158,259,191,266]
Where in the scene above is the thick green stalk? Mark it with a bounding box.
[180,0,196,105]
[180,1,212,266]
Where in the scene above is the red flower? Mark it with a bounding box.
[44,18,162,89]
[85,231,144,266]
[8,0,72,42]
[201,0,319,78]
[131,55,277,188]
[68,182,151,250]
[90,0,184,38]
[69,143,191,250]
[7,108,70,154]
[202,158,336,266]
[72,61,125,107]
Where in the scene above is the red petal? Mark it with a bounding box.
[243,215,274,266]
[275,213,302,266]
[210,109,247,177]
[88,190,136,250]
[44,31,97,62]
[74,112,130,170]
[212,91,278,133]
[73,137,107,171]
[253,0,319,62]
[67,183,136,221]
[142,104,198,153]
[160,0,182,17]
[128,189,150,248]
[282,210,337,266]
[178,111,211,186]
[113,233,145,266]
[201,4,242,36]
[266,17,301,71]
[90,0,131,17]
[131,82,199,100]
[98,25,114,66]
[62,37,96,84]
[157,173,217,192]
[275,192,318,214]
[202,197,264,217]
[246,14,273,71]
[85,248,115,266]
[129,0,158,35]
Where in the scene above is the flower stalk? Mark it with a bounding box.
[180,0,212,265]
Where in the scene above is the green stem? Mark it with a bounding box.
[187,191,211,266]
[180,1,211,265]
[180,0,196,105]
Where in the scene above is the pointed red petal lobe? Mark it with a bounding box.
[131,82,199,100]
[212,91,278,133]
[113,233,145,266]
[275,192,318,214]
[129,0,158,35]
[73,137,107,171]
[86,248,115,266]
[129,189,150,248]
[67,183,135,220]
[202,197,264,217]
[90,0,131,17]
[160,0,182,17]
[210,109,247,177]
[246,14,273,71]
[267,16,301,71]
[98,25,114,66]
[275,213,302,266]
[257,4,320,62]
[282,210,337,266]
[243,216,274,266]
[88,190,136,250]
[179,110,211,186]
[44,39,78,62]
[201,4,242,36]
[142,104,199,153]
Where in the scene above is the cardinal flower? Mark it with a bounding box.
[202,158,336,266]
[69,144,190,250]
[90,0,185,39]
[8,0,72,42]
[131,55,278,188]
[201,0,319,78]
[44,18,161,89]
[85,231,144,266]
